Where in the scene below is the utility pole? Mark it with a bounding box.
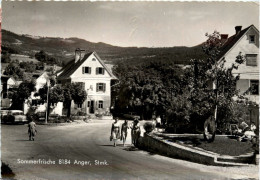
[45,80,50,124]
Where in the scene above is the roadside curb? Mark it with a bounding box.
[137,133,255,166]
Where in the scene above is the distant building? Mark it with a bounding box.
[1,76,18,108]
[218,25,259,104]
[24,72,63,115]
[57,49,117,115]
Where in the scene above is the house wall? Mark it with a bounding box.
[24,101,63,116]
[7,78,16,90]
[69,53,113,115]
[35,72,48,91]
[223,27,259,104]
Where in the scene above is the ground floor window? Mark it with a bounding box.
[98,101,103,108]
[250,80,259,95]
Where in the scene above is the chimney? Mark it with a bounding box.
[75,48,86,63]
[220,34,229,44]
[235,26,242,35]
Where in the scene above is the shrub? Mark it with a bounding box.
[143,122,154,133]
[77,111,86,116]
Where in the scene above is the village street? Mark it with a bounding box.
[1,120,258,180]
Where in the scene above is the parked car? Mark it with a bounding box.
[2,110,27,124]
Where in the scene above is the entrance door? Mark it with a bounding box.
[89,100,95,114]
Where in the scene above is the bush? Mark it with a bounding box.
[77,111,86,116]
[143,122,154,133]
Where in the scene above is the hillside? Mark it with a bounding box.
[1,29,206,66]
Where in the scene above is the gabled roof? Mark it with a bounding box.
[57,51,117,80]
[57,52,92,80]
[218,24,258,60]
[92,52,117,79]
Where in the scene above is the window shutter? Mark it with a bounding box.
[103,83,106,92]
[96,83,99,92]
[82,67,84,74]
[89,67,91,74]
[246,54,257,66]
[102,68,105,75]
[96,67,98,75]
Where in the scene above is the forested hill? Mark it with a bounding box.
[2,29,206,66]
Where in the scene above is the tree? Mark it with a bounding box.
[4,62,24,80]
[186,31,246,140]
[8,81,36,110]
[35,50,48,62]
[112,61,184,119]
[62,82,87,117]
[35,84,64,119]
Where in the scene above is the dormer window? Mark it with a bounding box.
[82,67,91,74]
[96,67,105,75]
[249,35,255,43]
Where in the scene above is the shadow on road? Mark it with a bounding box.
[1,161,16,180]
[122,146,141,151]
[99,144,116,147]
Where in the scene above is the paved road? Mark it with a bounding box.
[1,120,258,180]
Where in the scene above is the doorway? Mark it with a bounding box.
[89,100,95,114]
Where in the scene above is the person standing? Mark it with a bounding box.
[111,117,121,147]
[131,119,141,146]
[156,115,161,131]
[28,120,37,141]
[121,120,129,146]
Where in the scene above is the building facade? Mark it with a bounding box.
[24,72,63,115]
[218,25,259,126]
[57,49,116,116]
[219,25,259,104]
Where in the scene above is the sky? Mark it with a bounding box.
[1,1,259,47]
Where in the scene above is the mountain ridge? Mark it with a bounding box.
[1,29,206,66]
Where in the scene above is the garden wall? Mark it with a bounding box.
[137,133,254,166]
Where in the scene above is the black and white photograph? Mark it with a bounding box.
[0,1,259,180]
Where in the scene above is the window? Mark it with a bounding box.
[82,67,91,74]
[98,101,103,108]
[96,83,106,92]
[96,67,105,75]
[87,101,90,107]
[250,80,259,95]
[246,54,258,66]
[92,58,96,61]
[249,35,255,43]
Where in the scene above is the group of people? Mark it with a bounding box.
[110,117,140,147]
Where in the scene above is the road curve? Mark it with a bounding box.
[1,120,257,180]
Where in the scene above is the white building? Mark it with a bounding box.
[57,49,117,115]
[24,72,63,115]
[218,25,259,104]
